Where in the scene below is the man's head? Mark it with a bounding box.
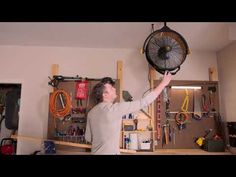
[92,77,117,104]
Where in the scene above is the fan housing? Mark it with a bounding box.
[143,24,189,75]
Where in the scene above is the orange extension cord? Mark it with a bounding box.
[49,89,71,118]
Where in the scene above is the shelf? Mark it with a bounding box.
[122,118,150,121]
[166,111,218,114]
[122,130,155,133]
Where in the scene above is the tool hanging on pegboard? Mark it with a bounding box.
[175,89,189,130]
[75,80,89,100]
[192,89,203,121]
[74,80,90,116]
[162,120,171,147]
[208,86,217,118]
[163,87,170,119]
[49,89,72,119]
[163,87,176,146]
[49,89,73,138]
[201,94,209,118]
[48,75,83,88]
[48,75,100,89]
[156,95,161,142]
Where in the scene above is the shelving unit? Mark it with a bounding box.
[118,66,157,152]
[120,112,154,151]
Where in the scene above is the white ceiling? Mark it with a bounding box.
[0,22,235,51]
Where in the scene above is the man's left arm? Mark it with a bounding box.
[85,118,92,143]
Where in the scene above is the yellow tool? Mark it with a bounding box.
[196,137,204,147]
[195,129,213,147]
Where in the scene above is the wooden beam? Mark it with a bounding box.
[148,66,157,151]
[11,135,136,154]
[11,134,91,148]
[51,64,59,76]
[148,67,157,119]
[209,67,218,81]
[117,60,124,148]
[50,64,59,92]
[117,60,123,102]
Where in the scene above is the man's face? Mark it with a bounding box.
[103,83,117,101]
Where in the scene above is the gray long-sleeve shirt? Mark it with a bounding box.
[85,91,159,155]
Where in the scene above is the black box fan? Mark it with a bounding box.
[142,23,190,75]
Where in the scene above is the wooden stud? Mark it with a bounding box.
[50,64,59,92]
[209,67,218,81]
[117,60,123,102]
[117,60,124,148]
[51,64,59,76]
[148,66,157,151]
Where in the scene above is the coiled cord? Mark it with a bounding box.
[49,90,71,118]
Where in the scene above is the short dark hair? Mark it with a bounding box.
[101,77,115,86]
[92,82,105,104]
[92,77,115,104]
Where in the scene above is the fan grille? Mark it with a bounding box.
[145,30,188,73]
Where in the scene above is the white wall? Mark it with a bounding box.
[0,46,217,154]
[172,50,217,81]
[217,42,236,122]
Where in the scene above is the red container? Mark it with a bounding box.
[0,138,16,155]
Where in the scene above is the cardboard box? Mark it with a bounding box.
[140,142,151,150]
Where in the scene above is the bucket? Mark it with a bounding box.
[129,133,138,150]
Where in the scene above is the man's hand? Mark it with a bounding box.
[161,71,172,87]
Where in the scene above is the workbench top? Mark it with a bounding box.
[55,149,232,155]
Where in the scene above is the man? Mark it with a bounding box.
[85,71,172,154]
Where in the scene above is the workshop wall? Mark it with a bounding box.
[172,50,217,81]
[0,45,217,154]
[217,41,236,122]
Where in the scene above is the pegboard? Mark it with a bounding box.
[47,77,120,144]
[154,80,221,149]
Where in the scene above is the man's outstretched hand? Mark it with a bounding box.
[161,71,172,87]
